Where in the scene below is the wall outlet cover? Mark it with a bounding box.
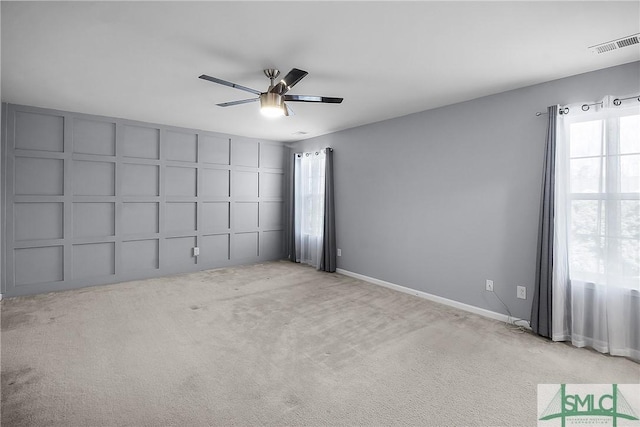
[485,280,494,292]
[517,286,526,299]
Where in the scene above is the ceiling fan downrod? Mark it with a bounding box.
[263,69,280,90]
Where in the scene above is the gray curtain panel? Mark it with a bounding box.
[319,148,337,272]
[531,105,557,338]
[288,152,298,262]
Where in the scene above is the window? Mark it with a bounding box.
[301,154,325,236]
[293,151,326,267]
[567,112,640,288]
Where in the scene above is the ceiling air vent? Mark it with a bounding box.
[617,35,639,48]
[589,33,640,54]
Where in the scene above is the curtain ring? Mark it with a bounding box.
[613,98,622,106]
[559,107,569,115]
[581,104,590,111]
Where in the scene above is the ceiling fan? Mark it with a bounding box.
[198,68,343,117]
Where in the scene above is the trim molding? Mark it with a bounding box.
[336,268,530,328]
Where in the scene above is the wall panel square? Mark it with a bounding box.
[232,139,259,167]
[122,239,159,272]
[166,166,197,197]
[202,169,229,198]
[73,202,115,238]
[259,201,283,229]
[73,160,115,196]
[261,230,283,259]
[200,135,229,165]
[235,232,258,259]
[15,157,64,196]
[122,202,159,235]
[15,246,64,286]
[14,202,63,241]
[260,144,284,169]
[73,242,115,279]
[73,119,115,156]
[202,202,229,232]
[166,131,197,163]
[166,202,197,233]
[260,172,283,198]
[122,163,159,196]
[235,202,258,230]
[201,234,229,262]
[15,111,64,153]
[234,171,258,199]
[165,236,197,269]
[123,125,160,159]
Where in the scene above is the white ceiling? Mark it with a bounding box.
[2,1,639,142]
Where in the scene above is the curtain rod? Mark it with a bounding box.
[294,147,333,157]
[613,95,640,106]
[535,94,640,116]
[536,107,568,117]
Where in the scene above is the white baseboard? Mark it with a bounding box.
[336,268,530,328]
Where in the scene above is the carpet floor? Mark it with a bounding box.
[1,261,638,426]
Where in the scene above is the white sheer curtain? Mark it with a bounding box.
[294,151,326,268]
[553,95,640,361]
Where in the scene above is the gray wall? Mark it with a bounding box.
[1,104,286,297]
[292,61,640,321]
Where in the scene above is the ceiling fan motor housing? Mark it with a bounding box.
[260,92,283,109]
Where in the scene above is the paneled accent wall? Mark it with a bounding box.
[1,104,286,297]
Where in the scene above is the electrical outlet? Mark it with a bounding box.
[517,286,526,299]
[193,247,200,256]
[485,279,494,292]
[337,248,342,257]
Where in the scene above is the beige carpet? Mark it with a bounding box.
[1,261,638,426]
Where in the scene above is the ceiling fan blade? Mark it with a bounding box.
[284,95,343,104]
[199,74,262,96]
[271,68,308,95]
[216,98,259,107]
[284,103,295,116]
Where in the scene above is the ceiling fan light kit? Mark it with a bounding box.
[199,67,343,118]
[260,92,285,117]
